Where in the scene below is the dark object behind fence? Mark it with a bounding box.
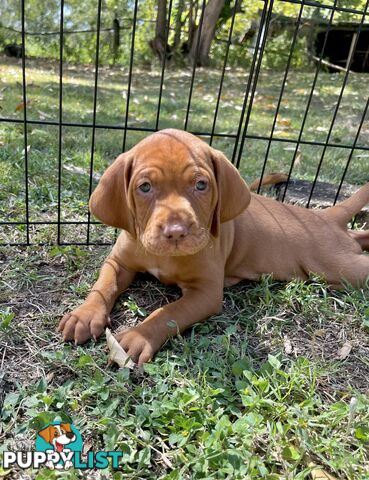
[4,43,23,58]
[1,0,369,246]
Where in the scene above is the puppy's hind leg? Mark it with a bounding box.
[334,254,369,288]
[349,230,369,252]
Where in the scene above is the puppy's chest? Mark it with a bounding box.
[147,267,162,280]
[145,262,190,285]
[146,266,177,284]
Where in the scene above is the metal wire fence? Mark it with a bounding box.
[1,0,369,246]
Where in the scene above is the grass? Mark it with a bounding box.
[1,246,369,479]
[1,56,369,478]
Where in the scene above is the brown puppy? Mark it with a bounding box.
[58,129,369,365]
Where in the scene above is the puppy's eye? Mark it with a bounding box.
[195,180,207,191]
[138,182,151,193]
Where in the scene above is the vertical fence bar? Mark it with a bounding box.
[115,0,138,244]
[281,0,338,202]
[307,0,369,207]
[334,96,369,204]
[234,0,274,169]
[209,0,239,146]
[155,0,174,130]
[57,0,64,244]
[122,0,139,152]
[86,0,103,244]
[231,0,270,165]
[254,1,305,193]
[21,0,30,245]
[183,0,207,131]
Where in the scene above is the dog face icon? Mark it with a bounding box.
[38,423,76,453]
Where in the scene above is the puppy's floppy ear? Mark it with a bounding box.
[38,426,54,444]
[60,423,72,433]
[210,147,251,237]
[89,152,136,235]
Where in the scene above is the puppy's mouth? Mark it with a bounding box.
[55,441,64,452]
[141,230,210,256]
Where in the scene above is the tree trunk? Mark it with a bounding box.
[112,18,120,65]
[188,0,225,66]
[149,0,168,62]
[173,0,185,51]
[186,0,197,52]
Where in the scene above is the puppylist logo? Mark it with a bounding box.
[2,417,123,470]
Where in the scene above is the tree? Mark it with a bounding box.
[149,0,170,62]
[149,0,228,66]
[188,0,225,66]
[173,0,185,52]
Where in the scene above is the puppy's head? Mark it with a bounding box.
[90,129,250,256]
[38,423,76,451]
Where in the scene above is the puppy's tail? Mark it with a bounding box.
[249,173,288,191]
[250,174,369,227]
[324,182,369,227]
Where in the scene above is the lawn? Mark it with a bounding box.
[1,56,369,479]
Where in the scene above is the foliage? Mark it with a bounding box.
[2,0,367,68]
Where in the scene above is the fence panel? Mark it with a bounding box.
[1,0,369,245]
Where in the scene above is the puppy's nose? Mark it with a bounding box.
[163,223,188,240]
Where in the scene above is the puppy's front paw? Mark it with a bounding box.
[115,324,164,366]
[58,304,110,344]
